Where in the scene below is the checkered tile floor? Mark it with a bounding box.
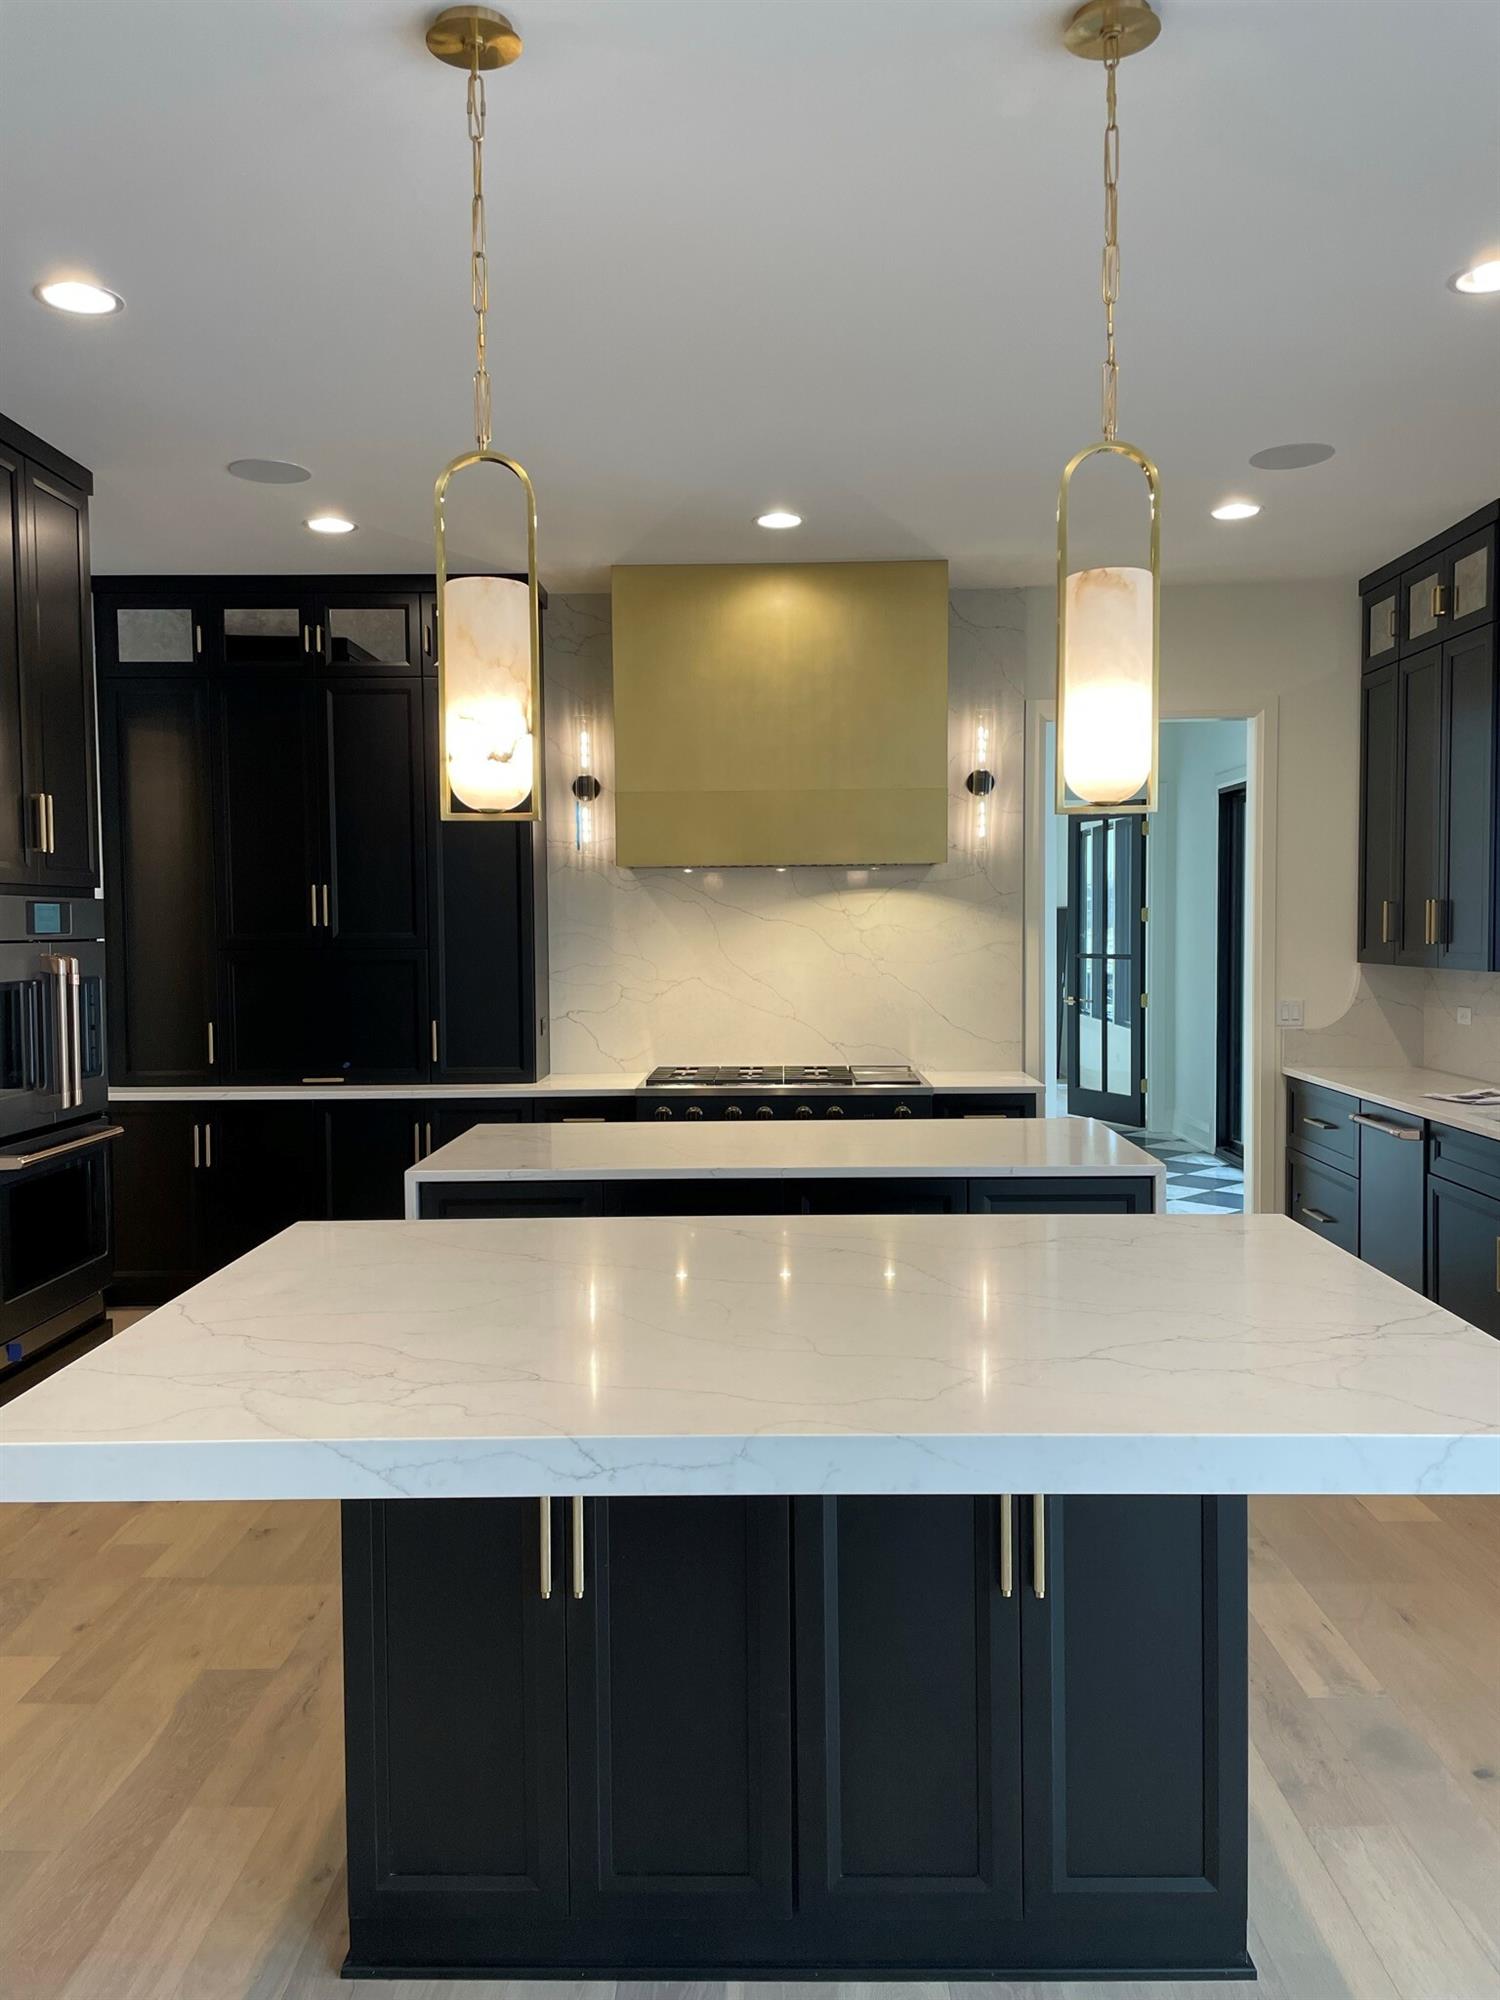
[1115,1130,1245,1214]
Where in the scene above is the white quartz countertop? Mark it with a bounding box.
[1283,1064,1500,1142]
[404,1114,1157,1199]
[108,1070,1046,1105]
[4,1214,1496,1503]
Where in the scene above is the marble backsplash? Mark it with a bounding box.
[541,591,1025,1075]
[1283,965,1500,1084]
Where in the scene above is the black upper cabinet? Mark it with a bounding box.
[316,590,422,674]
[325,678,426,946]
[102,678,217,1084]
[0,420,99,895]
[1357,662,1399,962]
[1358,503,1499,971]
[216,676,323,946]
[94,585,212,674]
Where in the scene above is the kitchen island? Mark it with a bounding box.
[3,1213,1497,1984]
[404,1110,1162,1218]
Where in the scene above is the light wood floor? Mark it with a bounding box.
[0,1493,1496,2000]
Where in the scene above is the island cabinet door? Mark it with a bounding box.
[1020,1497,1248,1960]
[565,1497,794,1920]
[343,1500,570,1926]
[794,1496,1023,1921]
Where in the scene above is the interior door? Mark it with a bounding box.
[1065,813,1147,1127]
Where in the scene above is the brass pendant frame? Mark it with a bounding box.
[1054,438,1161,817]
[434,449,543,823]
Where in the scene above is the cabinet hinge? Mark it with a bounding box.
[1140,905,1149,923]
[1140,992,1148,1008]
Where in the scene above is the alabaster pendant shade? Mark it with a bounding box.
[1059,564,1154,807]
[442,572,536,814]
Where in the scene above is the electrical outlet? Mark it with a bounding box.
[1276,998,1304,1028]
[1457,1006,1473,1026]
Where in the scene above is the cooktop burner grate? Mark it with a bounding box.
[642,1063,925,1089]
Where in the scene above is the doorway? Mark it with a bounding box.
[1063,813,1146,1127]
[1216,783,1247,1160]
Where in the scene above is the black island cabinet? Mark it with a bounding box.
[341,1493,1248,1981]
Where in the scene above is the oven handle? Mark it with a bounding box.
[42,954,73,1110]
[0,1123,123,1172]
[68,955,84,1111]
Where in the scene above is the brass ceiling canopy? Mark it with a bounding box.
[425,5,522,71]
[1062,0,1161,61]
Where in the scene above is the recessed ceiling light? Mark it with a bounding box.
[756,510,801,530]
[1248,442,1335,471]
[228,458,311,485]
[33,279,124,316]
[305,514,356,535]
[1211,500,1261,521]
[1450,258,1500,296]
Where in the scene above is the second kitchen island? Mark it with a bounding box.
[404,1111,1163,1218]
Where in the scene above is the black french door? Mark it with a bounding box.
[1065,813,1147,1128]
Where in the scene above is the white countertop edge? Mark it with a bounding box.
[1283,1063,1500,1143]
[4,1429,1492,1504]
[407,1162,1164,1185]
[108,1071,1048,1105]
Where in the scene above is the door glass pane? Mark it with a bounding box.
[116,606,194,664]
[1106,816,1133,953]
[1077,968,1103,1092]
[327,605,409,666]
[1454,547,1489,621]
[1078,823,1099,955]
[1407,571,1441,642]
[224,605,301,664]
[1106,961,1133,1098]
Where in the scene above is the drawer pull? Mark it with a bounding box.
[1350,1113,1421,1140]
[1032,1495,1047,1601]
[1302,1116,1338,1131]
[571,1495,586,1600]
[1299,1204,1336,1225]
[538,1497,553,1600]
[999,1494,1014,1599]
[1380,898,1394,945]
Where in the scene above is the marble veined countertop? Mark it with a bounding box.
[4,1214,1496,1503]
[1283,1063,1500,1142]
[404,1113,1157,1205]
[108,1070,1046,1104]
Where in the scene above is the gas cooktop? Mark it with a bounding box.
[642,1064,928,1090]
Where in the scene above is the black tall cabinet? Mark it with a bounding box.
[0,415,100,895]
[1358,504,1498,970]
[96,572,549,1088]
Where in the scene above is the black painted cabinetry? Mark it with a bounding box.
[416,1173,1157,1221]
[1358,504,1498,968]
[96,572,548,1086]
[0,416,99,894]
[341,1494,1248,1979]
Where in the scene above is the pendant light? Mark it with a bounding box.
[427,6,542,821]
[1055,1,1162,815]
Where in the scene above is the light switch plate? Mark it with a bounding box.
[1276,999,1304,1028]
[1457,1006,1473,1026]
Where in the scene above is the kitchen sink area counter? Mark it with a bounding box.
[1283,1062,1500,1142]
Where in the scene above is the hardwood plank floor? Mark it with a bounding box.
[0,1494,1494,2000]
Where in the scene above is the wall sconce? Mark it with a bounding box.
[966,716,996,844]
[572,722,602,849]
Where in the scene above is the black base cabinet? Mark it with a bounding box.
[418,1174,1158,1221]
[341,1495,1249,1980]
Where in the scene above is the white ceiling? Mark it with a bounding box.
[2,0,1497,589]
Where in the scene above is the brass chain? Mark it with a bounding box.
[1100,28,1121,442]
[467,45,492,451]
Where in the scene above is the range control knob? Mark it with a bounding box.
[686,1104,704,1118]
[826,1104,845,1117]
[755,1105,775,1119]
[724,1104,744,1119]
[653,1105,674,1120]
[894,1103,913,1118]
[795,1105,814,1119]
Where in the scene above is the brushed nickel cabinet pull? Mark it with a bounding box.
[538,1497,553,1600]
[315,623,323,653]
[1380,898,1393,945]
[430,1018,439,1065]
[321,882,330,929]
[999,1495,1014,1599]
[302,623,311,653]
[1031,1495,1046,1601]
[44,793,55,854]
[1299,1204,1335,1225]
[571,1495,585,1600]
[194,621,203,656]
[310,883,319,929]
[192,1121,201,1170]
[1302,1115,1336,1131]
[1351,1113,1421,1140]
[425,1121,433,1156]
[204,1121,213,1169]
[207,1019,216,1067]
[412,1120,422,1166]
[1433,583,1448,619]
